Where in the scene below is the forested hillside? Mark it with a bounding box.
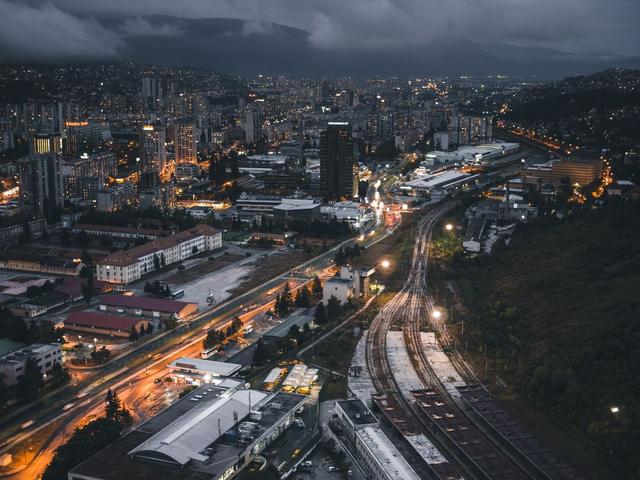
[455,199,640,478]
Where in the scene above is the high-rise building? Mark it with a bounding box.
[448,115,493,146]
[244,109,262,144]
[142,76,162,112]
[30,133,62,155]
[63,152,116,202]
[174,119,198,164]
[139,124,166,176]
[19,154,64,217]
[320,122,357,199]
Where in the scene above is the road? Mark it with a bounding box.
[0,213,400,479]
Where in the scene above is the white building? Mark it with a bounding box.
[323,265,375,306]
[0,342,62,386]
[168,357,242,384]
[96,224,222,284]
[321,201,372,228]
[334,399,420,480]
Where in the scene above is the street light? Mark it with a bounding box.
[445,223,454,232]
[381,259,390,269]
[431,309,442,319]
[610,406,620,414]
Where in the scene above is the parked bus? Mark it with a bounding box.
[172,289,185,300]
[201,345,219,359]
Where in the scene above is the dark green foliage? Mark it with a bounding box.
[311,275,323,296]
[326,295,341,319]
[91,346,111,364]
[41,418,121,480]
[314,303,327,325]
[457,199,640,478]
[16,358,44,401]
[294,286,311,308]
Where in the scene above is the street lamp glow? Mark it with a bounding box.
[610,406,620,414]
[445,223,454,232]
[431,309,442,319]
[381,259,390,269]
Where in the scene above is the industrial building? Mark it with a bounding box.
[521,158,603,189]
[98,295,198,320]
[64,311,150,338]
[167,357,242,384]
[333,399,420,480]
[68,383,306,480]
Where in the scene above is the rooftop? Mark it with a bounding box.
[100,295,196,313]
[337,399,378,426]
[99,224,221,266]
[168,357,242,377]
[358,426,420,480]
[64,311,146,331]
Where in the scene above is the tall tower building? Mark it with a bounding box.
[320,122,357,199]
[30,133,62,155]
[174,119,197,164]
[19,153,64,217]
[244,109,262,144]
[140,124,166,175]
[142,76,162,112]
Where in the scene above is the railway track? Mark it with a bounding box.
[364,205,551,480]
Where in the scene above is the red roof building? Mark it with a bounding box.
[64,311,150,338]
[98,295,198,320]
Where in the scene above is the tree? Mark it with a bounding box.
[16,358,44,401]
[128,326,139,342]
[104,388,121,421]
[231,317,243,335]
[311,275,323,296]
[204,329,223,349]
[42,418,121,480]
[294,286,311,308]
[326,295,341,319]
[164,316,177,330]
[91,346,111,364]
[48,362,70,385]
[314,303,328,325]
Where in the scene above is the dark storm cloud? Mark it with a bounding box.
[0,0,638,61]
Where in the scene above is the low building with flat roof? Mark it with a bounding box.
[0,343,62,386]
[332,399,420,480]
[64,311,150,338]
[68,384,306,480]
[167,357,242,384]
[98,295,198,320]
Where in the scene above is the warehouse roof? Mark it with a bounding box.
[99,295,196,314]
[65,311,146,331]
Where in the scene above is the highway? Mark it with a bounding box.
[0,202,399,479]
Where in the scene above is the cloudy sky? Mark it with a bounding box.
[0,0,638,61]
